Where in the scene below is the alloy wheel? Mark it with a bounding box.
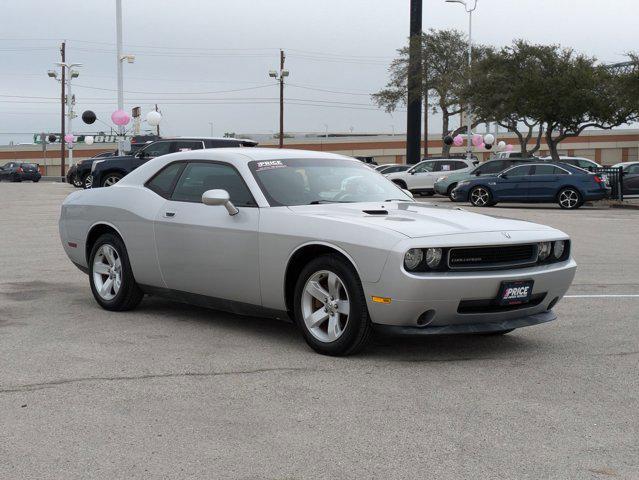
[559,189,579,209]
[92,244,122,301]
[72,175,83,188]
[103,175,121,187]
[470,187,490,207]
[84,175,93,189]
[301,270,350,343]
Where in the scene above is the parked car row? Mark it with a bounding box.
[0,162,41,182]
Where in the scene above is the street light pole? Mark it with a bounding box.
[446,0,477,161]
[269,50,289,148]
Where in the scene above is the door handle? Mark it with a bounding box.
[164,211,176,218]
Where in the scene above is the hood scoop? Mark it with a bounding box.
[362,209,388,215]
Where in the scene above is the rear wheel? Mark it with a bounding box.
[101,173,123,187]
[469,186,492,207]
[89,233,143,311]
[293,254,372,356]
[558,187,582,209]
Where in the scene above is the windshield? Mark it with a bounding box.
[248,158,412,206]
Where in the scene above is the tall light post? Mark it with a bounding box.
[48,62,82,171]
[269,50,288,148]
[115,0,135,155]
[446,0,477,161]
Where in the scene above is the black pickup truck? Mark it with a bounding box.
[90,137,258,188]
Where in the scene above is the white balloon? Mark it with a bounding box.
[146,110,162,126]
[483,133,495,145]
[84,136,94,146]
[497,141,507,151]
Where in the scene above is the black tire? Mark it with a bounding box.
[447,184,457,200]
[101,172,123,188]
[72,174,83,188]
[293,254,372,356]
[469,186,493,207]
[33,178,40,183]
[88,233,143,311]
[392,179,407,190]
[557,187,583,209]
[83,174,93,189]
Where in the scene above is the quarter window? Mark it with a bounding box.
[171,162,255,206]
[146,162,185,198]
[506,165,532,176]
[626,164,639,174]
[532,165,557,175]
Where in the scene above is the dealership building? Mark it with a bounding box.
[1,128,637,177]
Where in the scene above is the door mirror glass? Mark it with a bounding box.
[202,189,239,215]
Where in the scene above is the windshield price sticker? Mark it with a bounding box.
[256,160,286,171]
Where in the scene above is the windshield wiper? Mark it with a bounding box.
[384,198,409,202]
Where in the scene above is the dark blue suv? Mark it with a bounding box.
[451,162,610,209]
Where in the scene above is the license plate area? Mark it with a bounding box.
[497,280,534,306]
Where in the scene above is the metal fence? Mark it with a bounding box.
[593,167,624,201]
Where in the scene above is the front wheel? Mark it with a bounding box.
[89,233,143,311]
[293,254,372,356]
[101,173,123,187]
[447,184,457,200]
[469,186,493,207]
[558,187,582,209]
[72,174,83,188]
[83,174,93,189]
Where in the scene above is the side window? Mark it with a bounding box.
[553,166,570,175]
[532,164,557,175]
[412,161,436,173]
[171,162,255,206]
[478,161,506,175]
[626,164,639,174]
[174,141,204,152]
[436,161,456,172]
[146,162,185,198]
[143,141,173,158]
[506,165,532,176]
[577,160,593,169]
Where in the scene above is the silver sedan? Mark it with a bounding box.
[59,148,577,355]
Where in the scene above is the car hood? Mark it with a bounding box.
[288,202,555,238]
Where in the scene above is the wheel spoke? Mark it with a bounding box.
[93,262,110,275]
[327,272,341,299]
[336,300,350,315]
[326,314,341,341]
[103,246,116,266]
[306,307,329,328]
[100,278,114,297]
[305,280,329,303]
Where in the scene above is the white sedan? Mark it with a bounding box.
[59,149,576,356]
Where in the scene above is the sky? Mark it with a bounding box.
[1,0,637,144]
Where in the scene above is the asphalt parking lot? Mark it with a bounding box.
[1,182,638,479]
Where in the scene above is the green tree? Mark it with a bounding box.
[373,29,491,158]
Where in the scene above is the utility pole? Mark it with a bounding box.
[406,0,423,164]
[60,42,66,180]
[268,50,289,148]
[155,104,161,136]
[279,50,285,148]
[424,102,429,158]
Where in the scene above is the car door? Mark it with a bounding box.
[153,161,261,305]
[406,160,437,189]
[527,164,565,199]
[491,164,533,200]
[623,164,639,195]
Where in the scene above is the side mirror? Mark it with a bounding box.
[202,189,239,216]
[402,189,414,199]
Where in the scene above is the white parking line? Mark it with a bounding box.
[565,294,639,298]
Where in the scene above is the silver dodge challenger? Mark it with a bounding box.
[59,148,577,355]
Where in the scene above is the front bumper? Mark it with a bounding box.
[434,183,450,195]
[450,186,469,202]
[374,310,556,335]
[363,253,576,328]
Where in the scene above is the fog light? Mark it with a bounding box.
[538,242,552,261]
[553,240,565,259]
[425,248,443,269]
[404,248,423,271]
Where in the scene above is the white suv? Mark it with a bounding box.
[385,158,478,196]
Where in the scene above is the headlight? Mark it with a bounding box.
[91,160,104,172]
[457,180,470,186]
[404,248,424,271]
[553,240,566,259]
[425,248,443,269]
[537,242,552,261]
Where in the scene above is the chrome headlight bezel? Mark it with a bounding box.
[91,159,105,172]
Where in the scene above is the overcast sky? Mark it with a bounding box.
[1,0,637,144]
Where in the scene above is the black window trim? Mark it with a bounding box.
[146,159,258,207]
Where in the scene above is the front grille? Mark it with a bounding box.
[457,293,547,314]
[448,244,537,271]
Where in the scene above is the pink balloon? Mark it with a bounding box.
[111,109,131,126]
[453,134,464,147]
[506,144,514,152]
[64,134,74,144]
[472,134,483,147]
[479,142,485,149]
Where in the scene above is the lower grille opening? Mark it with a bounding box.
[457,293,547,314]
